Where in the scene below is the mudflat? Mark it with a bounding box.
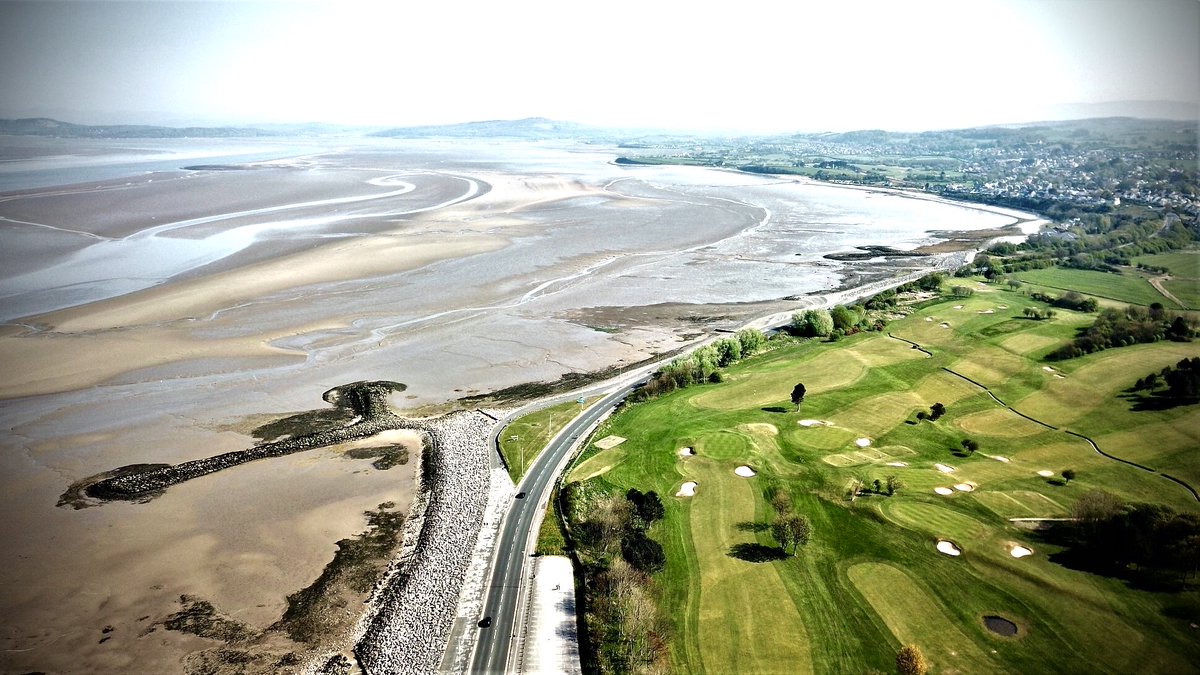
[0,137,1025,672]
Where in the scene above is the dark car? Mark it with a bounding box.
[515,492,526,499]
[478,616,492,628]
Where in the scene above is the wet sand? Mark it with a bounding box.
[0,137,1030,672]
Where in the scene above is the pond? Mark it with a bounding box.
[983,615,1019,636]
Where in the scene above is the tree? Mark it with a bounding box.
[886,474,902,496]
[929,403,946,420]
[896,644,928,675]
[1061,468,1076,484]
[960,438,979,454]
[791,383,806,410]
[626,488,665,525]
[620,530,665,573]
[736,328,765,355]
[830,305,857,332]
[771,490,792,515]
[772,514,811,555]
[792,309,833,337]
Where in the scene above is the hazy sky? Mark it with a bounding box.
[1,0,1197,132]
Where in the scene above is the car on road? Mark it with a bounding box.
[515,491,526,499]
[478,616,492,628]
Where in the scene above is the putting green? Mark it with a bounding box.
[881,501,992,541]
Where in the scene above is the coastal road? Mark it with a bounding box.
[469,381,643,673]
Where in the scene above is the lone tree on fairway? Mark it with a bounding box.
[961,438,979,454]
[791,383,807,411]
[896,644,928,675]
[929,402,946,420]
[1061,468,1077,484]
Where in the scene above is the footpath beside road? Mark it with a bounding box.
[516,556,582,674]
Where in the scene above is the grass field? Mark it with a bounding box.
[1135,249,1200,309]
[499,398,596,481]
[563,282,1200,673]
[1013,266,1180,308]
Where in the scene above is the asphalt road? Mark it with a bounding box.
[469,381,641,673]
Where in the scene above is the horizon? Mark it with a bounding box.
[4,102,1198,139]
[1,0,1197,135]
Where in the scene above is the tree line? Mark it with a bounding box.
[1062,490,1200,583]
[633,329,766,401]
[1132,357,1200,402]
[565,484,668,673]
[1048,304,1195,360]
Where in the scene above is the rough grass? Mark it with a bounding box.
[566,286,1200,673]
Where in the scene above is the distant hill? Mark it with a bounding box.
[369,117,611,140]
[0,117,282,138]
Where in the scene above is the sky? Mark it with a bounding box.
[0,0,1197,133]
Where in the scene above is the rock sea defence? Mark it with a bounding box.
[62,381,410,505]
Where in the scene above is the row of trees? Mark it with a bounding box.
[1132,357,1200,401]
[915,402,946,422]
[863,273,944,311]
[1048,305,1195,360]
[1066,490,1200,582]
[1022,307,1057,320]
[633,329,766,401]
[569,487,669,673]
[1031,290,1099,313]
[790,305,883,339]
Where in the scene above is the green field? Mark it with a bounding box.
[564,284,1200,674]
[1135,249,1200,309]
[499,397,595,481]
[1014,266,1180,308]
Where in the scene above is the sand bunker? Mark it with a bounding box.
[798,419,826,427]
[855,437,871,448]
[886,461,907,467]
[935,463,955,473]
[676,481,697,497]
[990,455,1011,463]
[734,465,756,477]
[678,447,694,457]
[940,322,951,329]
[936,540,962,556]
[954,483,976,492]
[1009,545,1033,558]
[953,305,964,309]
[1042,366,1055,372]
[934,487,954,495]
[1037,470,1055,477]
[979,309,994,314]
[925,317,934,322]
[998,305,1008,309]
[594,435,626,450]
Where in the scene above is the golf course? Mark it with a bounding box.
[561,278,1200,674]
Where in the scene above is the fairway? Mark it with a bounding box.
[847,563,998,672]
[563,283,1200,673]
